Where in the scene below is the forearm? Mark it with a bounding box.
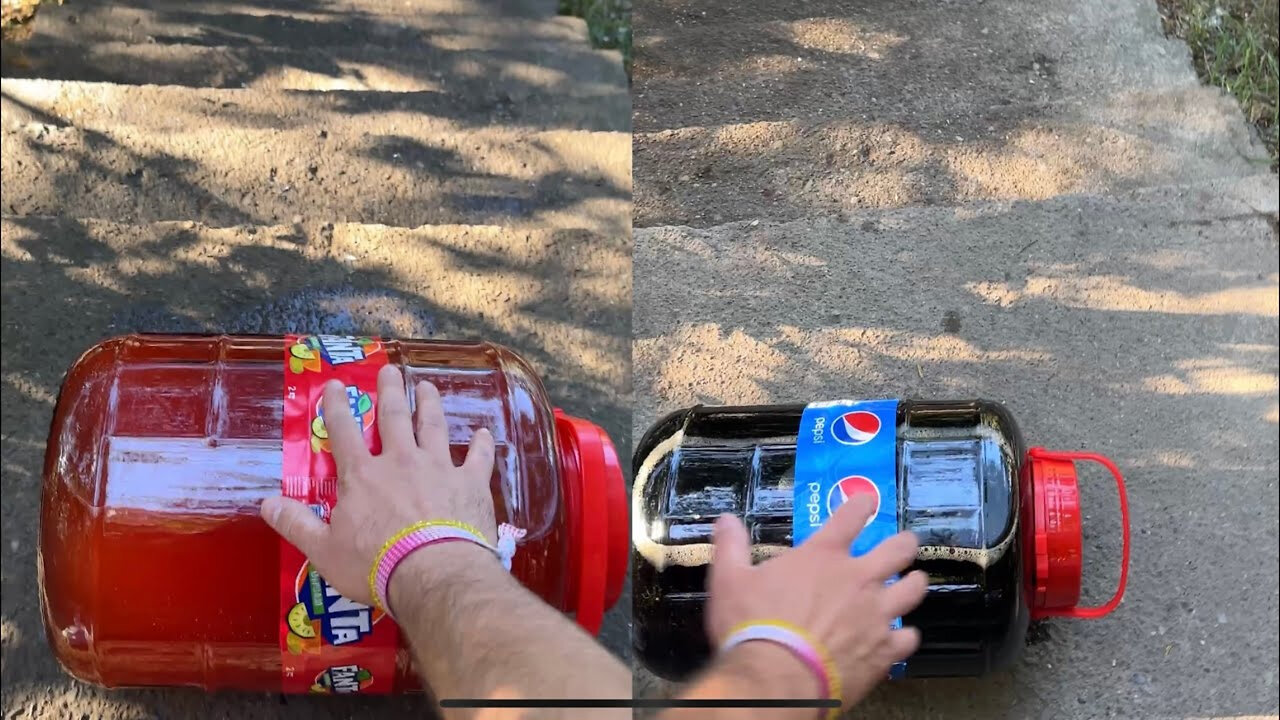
[660,643,824,720]
[390,543,630,719]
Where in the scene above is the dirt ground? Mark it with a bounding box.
[631,0,1279,717]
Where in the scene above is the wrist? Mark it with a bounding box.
[677,640,823,720]
[386,540,505,618]
[720,639,823,698]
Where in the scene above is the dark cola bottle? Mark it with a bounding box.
[632,399,1129,679]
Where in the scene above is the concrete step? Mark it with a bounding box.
[1,77,627,132]
[635,175,1279,383]
[631,174,1279,716]
[635,0,1202,134]
[632,0,1271,226]
[634,87,1266,227]
[3,39,628,93]
[2,81,629,233]
[10,0,582,52]
[0,212,630,511]
[41,0,565,15]
[0,213,629,412]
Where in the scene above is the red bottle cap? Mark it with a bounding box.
[553,409,628,635]
[1026,448,1131,620]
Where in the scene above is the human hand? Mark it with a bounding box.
[260,363,499,605]
[705,494,928,708]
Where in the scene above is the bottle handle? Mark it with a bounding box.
[1028,448,1131,619]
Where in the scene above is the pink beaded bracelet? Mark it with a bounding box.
[369,521,526,618]
[720,620,842,720]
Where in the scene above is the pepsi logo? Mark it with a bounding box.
[830,410,881,445]
[826,475,880,525]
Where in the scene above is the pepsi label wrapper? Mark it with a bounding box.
[631,400,1131,680]
[793,400,905,678]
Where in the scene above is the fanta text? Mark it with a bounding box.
[327,665,366,693]
[317,336,368,365]
[322,582,374,646]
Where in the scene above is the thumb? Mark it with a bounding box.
[261,496,330,561]
[708,514,751,595]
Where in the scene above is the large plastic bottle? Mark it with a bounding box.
[632,400,1129,679]
[40,334,627,693]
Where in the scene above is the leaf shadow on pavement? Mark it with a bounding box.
[630,189,1279,719]
[631,0,1267,228]
[1,0,628,111]
[1,86,631,236]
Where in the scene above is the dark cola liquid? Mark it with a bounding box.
[632,400,1031,679]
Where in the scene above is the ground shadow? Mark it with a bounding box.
[1,0,627,107]
[1,0,631,236]
[630,0,1264,227]
[1,86,630,236]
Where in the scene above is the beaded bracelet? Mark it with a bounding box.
[720,619,842,720]
[368,520,526,617]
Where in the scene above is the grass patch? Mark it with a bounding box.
[559,0,632,78]
[1159,0,1279,169]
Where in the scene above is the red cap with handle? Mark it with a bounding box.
[553,409,628,635]
[1026,448,1131,620]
